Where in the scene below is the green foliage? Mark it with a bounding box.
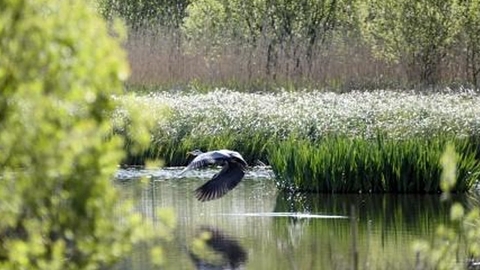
[268,136,480,193]
[183,0,342,45]
[460,0,480,88]
[440,144,458,193]
[182,0,343,75]
[356,0,464,86]
[182,0,234,54]
[414,145,480,269]
[98,0,190,30]
[0,0,173,268]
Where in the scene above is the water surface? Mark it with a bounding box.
[114,167,467,269]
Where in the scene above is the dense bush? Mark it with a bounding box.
[0,0,172,268]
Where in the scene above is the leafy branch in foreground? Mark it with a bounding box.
[414,144,480,269]
[0,0,173,268]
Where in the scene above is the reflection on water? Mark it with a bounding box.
[114,167,475,269]
[189,226,248,270]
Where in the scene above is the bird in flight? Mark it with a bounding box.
[179,149,248,202]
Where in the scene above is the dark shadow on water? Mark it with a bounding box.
[189,225,248,270]
[115,224,247,270]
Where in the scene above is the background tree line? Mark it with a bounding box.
[99,0,480,90]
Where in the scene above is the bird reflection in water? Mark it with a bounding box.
[189,226,248,270]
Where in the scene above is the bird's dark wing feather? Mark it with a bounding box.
[195,162,245,202]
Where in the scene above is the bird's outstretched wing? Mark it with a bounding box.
[195,162,245,202]
[179,151,229,176]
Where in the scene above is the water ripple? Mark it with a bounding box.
[216,212,349,219]
[115,166,275,181]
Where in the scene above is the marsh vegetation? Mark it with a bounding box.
[114,90,480,193]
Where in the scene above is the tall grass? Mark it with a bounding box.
[124,28,477,91]
[268,136,480,193]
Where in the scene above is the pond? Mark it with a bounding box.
[113,166,470,270]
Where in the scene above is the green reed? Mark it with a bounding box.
[268,135,480,193]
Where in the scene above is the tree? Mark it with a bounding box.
[98,0,190,31]
[356,0,463,87]
[0,0,172,268]
[182,0,343,79]
[461,0,480,89]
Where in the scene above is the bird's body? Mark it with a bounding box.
[179,149,248,202]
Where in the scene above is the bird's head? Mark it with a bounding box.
[187,149,204,157]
